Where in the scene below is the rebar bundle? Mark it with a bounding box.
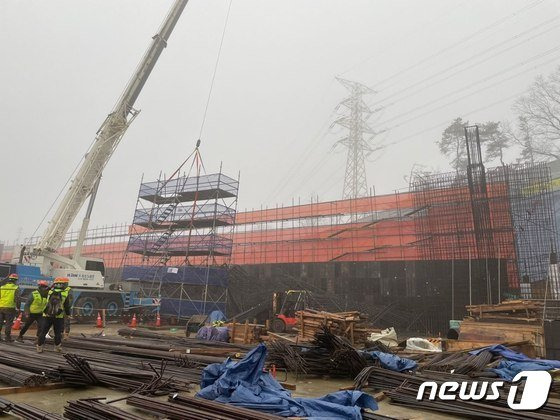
[422,350,495,375]
[61,354,190,395]
[311,326,367,376]
[0,397,64,420]
[65,398,145,420]
[0,363,49,387]
[266,326,367,378]
[266,339,310,374]
[126,394,282,420]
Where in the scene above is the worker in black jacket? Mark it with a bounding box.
[37,277,72,353]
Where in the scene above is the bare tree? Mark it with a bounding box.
[513,66,560,160]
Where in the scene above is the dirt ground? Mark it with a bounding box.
[2,322,459,419]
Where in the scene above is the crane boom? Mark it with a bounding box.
[36,0,189,253]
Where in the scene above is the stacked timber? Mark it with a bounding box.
[466,300,545,323]
[446,300,547,357]
[295,309,370,345]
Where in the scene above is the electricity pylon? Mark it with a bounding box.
[332,77,382,199]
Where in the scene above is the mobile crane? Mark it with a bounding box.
[3,0,189,317]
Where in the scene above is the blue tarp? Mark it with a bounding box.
[470,345,560,381]
[360,351,417,372]
[493,360,556,381]
[209,310,226,323]
[197,344,377,419]
[196,326,229,342]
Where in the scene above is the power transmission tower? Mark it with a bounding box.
[332,77,381,199]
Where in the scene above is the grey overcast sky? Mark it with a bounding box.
[1,0,560,243]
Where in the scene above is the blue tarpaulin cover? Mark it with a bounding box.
[197,344,378,419]
[470,345,560,381]
[360,351,417,372]
[492,360,556,381]
[196,326,229,342]
[209,310,226,324]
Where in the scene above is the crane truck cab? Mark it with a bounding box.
[12,246,104,288]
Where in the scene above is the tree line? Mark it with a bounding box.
[437,66,560,172]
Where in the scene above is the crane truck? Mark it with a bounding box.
[4,0,189,318]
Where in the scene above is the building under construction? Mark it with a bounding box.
[5,158,558,333]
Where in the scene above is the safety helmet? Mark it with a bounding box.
[8,274,18,281]
[54,277,69,284]
[38,280,49,287]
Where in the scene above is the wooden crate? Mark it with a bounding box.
[227,320,266,345]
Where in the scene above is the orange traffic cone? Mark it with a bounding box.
[155,312,161,328]
[96,312,103,328]
[129,313,137,328]
[12,313,22,331]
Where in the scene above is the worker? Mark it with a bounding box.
[16,280,49,342]
[0,274,21,342]
[37,277,72,353]
[63,282,73,339]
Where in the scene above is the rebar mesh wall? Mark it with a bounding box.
[489,164,558,298]
[412,162,558,299]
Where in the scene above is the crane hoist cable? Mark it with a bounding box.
[197,0,233,142]
[161,0,231,186]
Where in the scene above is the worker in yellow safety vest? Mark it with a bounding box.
[0,274,21,342]
[36,277,72,353]
[16,280,50,342]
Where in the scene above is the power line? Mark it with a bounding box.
[339,0,469,76]
[385,88,531,150]
[379,45,560,129]
[369,16,560,108]
[357,0,545,89]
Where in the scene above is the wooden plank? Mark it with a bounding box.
[243,319,249,344]
[0,382,67,395]
[279,382,297,390]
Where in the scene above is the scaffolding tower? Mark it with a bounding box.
[122,166,239,318]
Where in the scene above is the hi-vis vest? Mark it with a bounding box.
[47,288,69,318]
[0,283,18,308]
[29,290,48,314]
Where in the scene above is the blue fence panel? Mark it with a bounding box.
[15,265,52,286]
[160,298,226,317]
[122,265,228,287]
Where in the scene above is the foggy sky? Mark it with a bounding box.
[1,0,559,243]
